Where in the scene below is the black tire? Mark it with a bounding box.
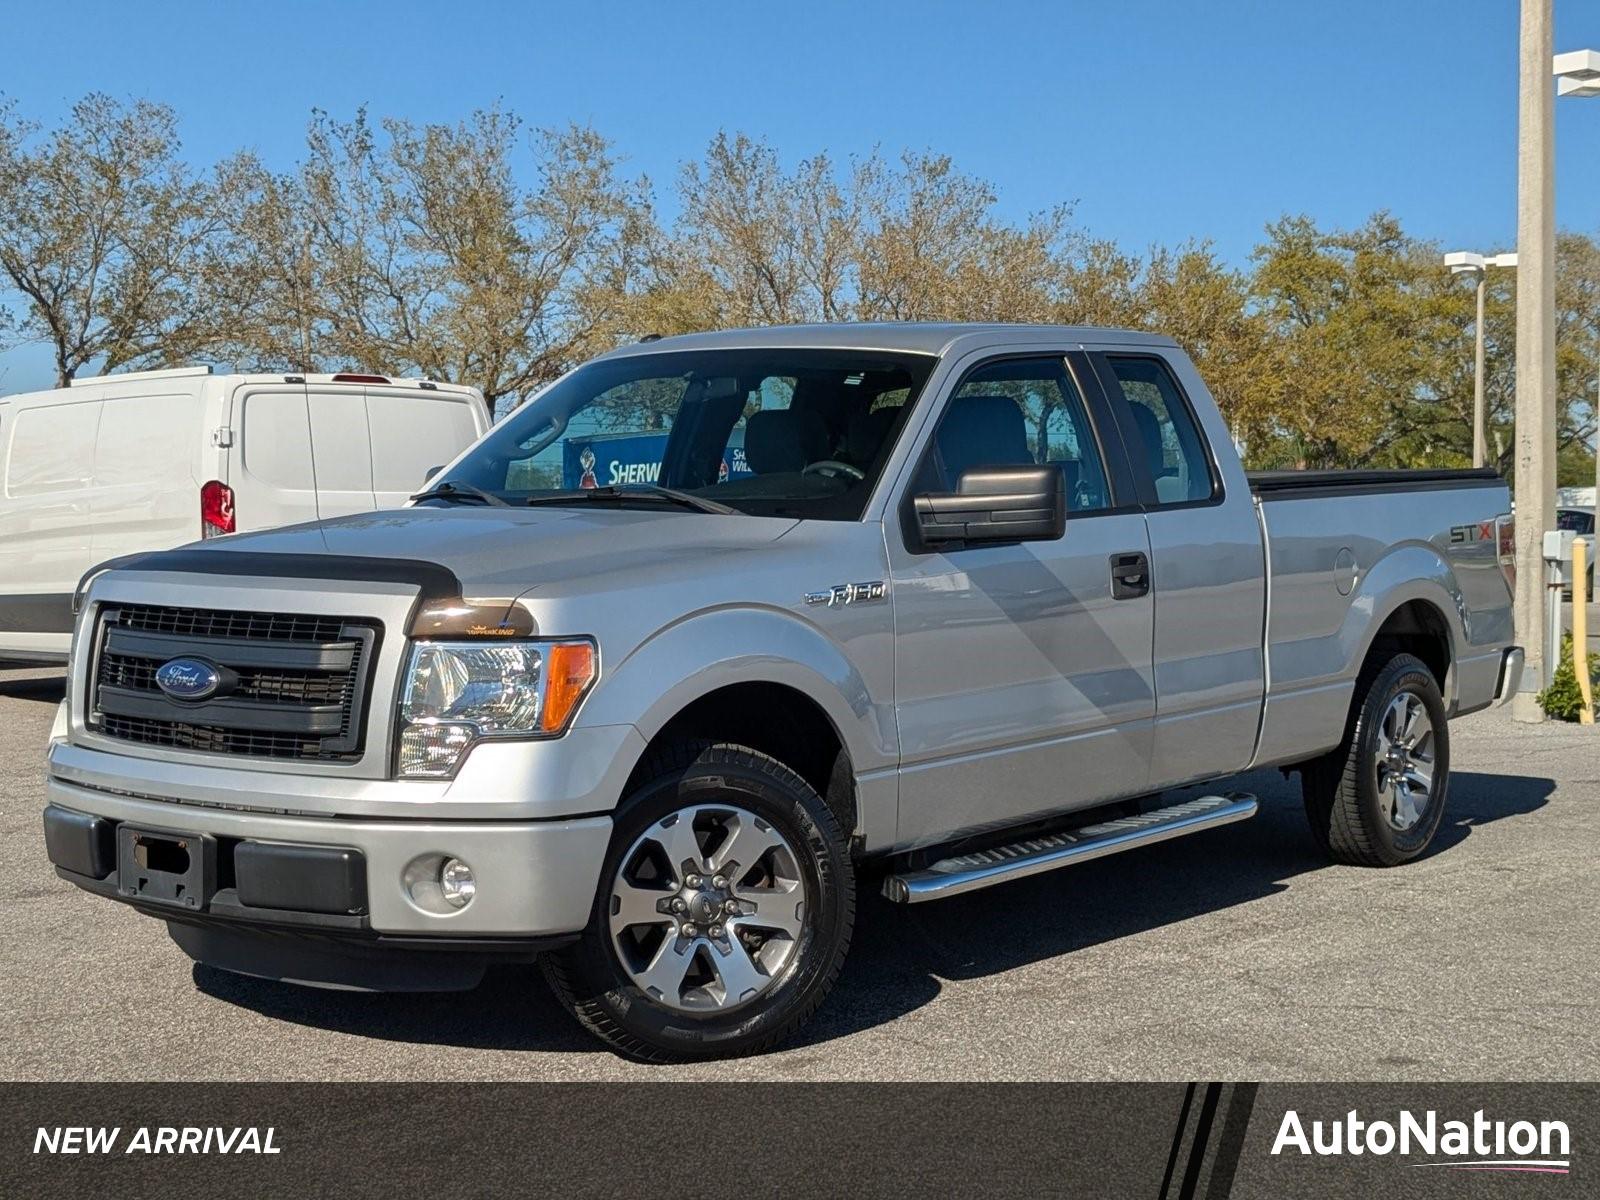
[1302,652,1450,867]
[542,741,854,1062]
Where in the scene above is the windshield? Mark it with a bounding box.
[430,348,936,520]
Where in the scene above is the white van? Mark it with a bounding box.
[0,366,489,664]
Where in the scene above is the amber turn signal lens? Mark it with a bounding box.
[541,641,597,733]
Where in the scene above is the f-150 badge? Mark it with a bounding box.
[804,581,887,607]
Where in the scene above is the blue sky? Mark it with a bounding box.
[5,0,1600,393]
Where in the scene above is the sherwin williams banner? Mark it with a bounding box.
[3,1083,1593,1197]
[561,431,752,489]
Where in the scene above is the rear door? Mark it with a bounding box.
[229,381,318,532]
[886,350,1156,844]
[307,383,376,518]
[1089,350,1266,791]
[366,387,487,508]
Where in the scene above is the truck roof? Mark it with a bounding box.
[596,322,1180,360]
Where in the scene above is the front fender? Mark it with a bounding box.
[577,603,897,784]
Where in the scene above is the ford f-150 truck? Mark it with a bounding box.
[42,323,1523,1061]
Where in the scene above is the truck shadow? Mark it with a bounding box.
[0,671,66,703]
[193,767,1552,1058]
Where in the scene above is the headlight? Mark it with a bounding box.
[397,639,597,778]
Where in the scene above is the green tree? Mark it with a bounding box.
[1248,213,1436,468]
[1137,242,1275,453]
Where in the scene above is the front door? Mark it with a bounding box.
[887,352,1156,847]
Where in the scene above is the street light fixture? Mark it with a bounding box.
[1444,250,1518,467]
[1554,48,1600,96]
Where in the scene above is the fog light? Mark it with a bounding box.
[439,858,475,909]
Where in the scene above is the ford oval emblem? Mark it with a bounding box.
[154,657,222,702]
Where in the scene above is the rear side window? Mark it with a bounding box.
[241,391,315,491]
[5,402,97,496]
[367,393,483,491]
[1104,356,1217,505]
[93,393,199,487]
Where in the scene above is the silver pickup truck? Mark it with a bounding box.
[42,323,1522,1061]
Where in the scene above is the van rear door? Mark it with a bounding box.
[229,381,319,532]
[366,386,488,508]
[306,382,377,518]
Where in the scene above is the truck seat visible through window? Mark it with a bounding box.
[745,409,830,474]
[936,394,1030,483]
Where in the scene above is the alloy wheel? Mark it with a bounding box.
[1374,690,1436,831]
[607,804,808,1013]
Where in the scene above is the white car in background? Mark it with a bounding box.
[1558,505,1596,598]
[0,366,489,664]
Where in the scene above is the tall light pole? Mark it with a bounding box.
[1554,49,1600,526]
[1444,251,1518,467]
[1512,0,1558,722]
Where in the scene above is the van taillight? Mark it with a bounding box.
[1495,512,1516,591]
[201,480,236,538]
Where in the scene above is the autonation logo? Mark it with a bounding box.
[1272,1108,1571,1175]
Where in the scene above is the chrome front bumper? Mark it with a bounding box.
[46,776,611,938]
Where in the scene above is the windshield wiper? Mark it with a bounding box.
[524,485,736,515]
[409,480,509,507]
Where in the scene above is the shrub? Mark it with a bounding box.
[1538,635,1599,722]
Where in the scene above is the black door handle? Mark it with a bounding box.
[1110,551,1150,600]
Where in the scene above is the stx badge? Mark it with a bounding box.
[1449,521,1494,544]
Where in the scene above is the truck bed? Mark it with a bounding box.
[1247,467,1513,769]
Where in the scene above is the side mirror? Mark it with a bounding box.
[421,465,446,488]
[914,465,1065,547]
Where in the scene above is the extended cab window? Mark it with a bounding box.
[1104,356,1217,505]
[920,356,1110,512]
[440,348,935,520]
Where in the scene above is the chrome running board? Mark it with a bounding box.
[881,793,1258,904]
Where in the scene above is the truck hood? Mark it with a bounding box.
[181,505,800,599]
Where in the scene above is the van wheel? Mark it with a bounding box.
[542,741,854,1062]
[1302,652,1450,867]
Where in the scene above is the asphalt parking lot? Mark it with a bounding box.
[3,665,1597,1083]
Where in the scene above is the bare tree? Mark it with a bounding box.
[0,94,229,385]
[855,151,1071,323]
[212,108,647,411]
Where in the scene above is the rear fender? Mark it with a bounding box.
[1345,544,1464,703]
[1255,542,1462,768]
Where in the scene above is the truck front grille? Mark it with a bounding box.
[96,714,331,760]
[87,603,380,762]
